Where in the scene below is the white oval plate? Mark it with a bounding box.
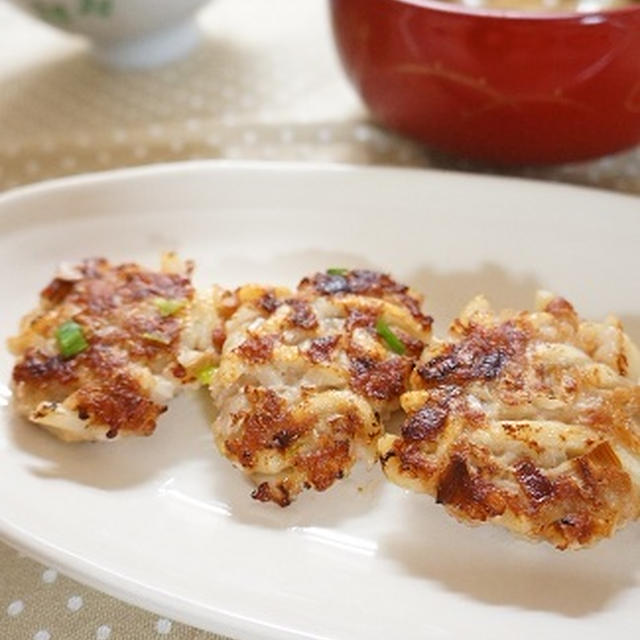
[0,162,638,640]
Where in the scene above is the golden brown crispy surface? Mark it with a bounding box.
[299,270,433,331]
[380,292,640,549]
[10,255,222,441]
[210,270,432,505]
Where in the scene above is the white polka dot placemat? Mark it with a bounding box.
[0,545,227,639]
[0,0,639,638]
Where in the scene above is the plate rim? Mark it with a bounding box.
[1,159,639,210]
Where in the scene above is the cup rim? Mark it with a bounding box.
[384,0,640,21]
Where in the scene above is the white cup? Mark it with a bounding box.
[9,0,212,68]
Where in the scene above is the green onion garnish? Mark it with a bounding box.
[142,331,171,345]
[56,321,88,358]
[153,297,186,317]
[376,317,406,355]
[327,268,349,276]
[196,364,217,386]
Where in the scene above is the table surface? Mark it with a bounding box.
[1,1,639,639]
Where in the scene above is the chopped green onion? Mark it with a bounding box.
[196,364,217,386]
[327,268,349,276]
[142,331,171,345]
[153,297,186,317]
[376,317,406,355]
[56,321,88,358]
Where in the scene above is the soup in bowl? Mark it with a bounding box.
[330,0,640,165]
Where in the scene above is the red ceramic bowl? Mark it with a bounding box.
[330,0,640,165]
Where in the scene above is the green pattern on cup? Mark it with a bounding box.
[79,0,113,17]
[31,1,71,23]
[30,0,114,24]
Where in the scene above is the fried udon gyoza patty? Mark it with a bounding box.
[379,292,640,549]
[210,269,433,506]
[9,254,223,442]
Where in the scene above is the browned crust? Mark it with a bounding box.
[211,327,227,352]
[75,373,161,438]
[225,387,308,468]
[384,299,640,549]
[349,355,413,401]
[258,291,281,314]
[305,335,341,364]
[416,321,529,388]
[62,260,192,314]
[235,334,276,364]
[13,350,78,387]
[214,268,433,506]
[251,481,292,507]
[241,397,366,507]
[285,299,318,330]
[299,270,433,329]
[11,258,196,437]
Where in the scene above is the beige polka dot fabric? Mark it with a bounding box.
[0,544,226,639]
[1,0,640,194]
[1,0,639,638]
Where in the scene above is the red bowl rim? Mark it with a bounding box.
[382,0,640,21]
